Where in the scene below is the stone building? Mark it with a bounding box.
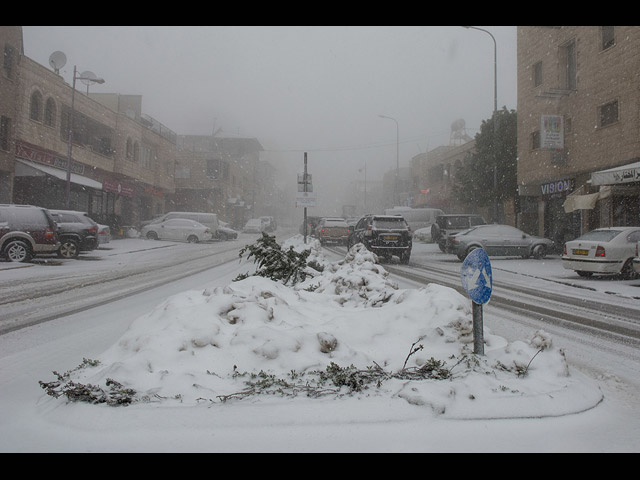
[517,26,640,245]
[0,26,22,203]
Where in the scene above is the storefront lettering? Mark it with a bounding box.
[541,178,574,196]
[15,141,85,175]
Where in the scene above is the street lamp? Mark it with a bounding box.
[65,65,105,209]
[461,26,499,222]
[378,114,399,206]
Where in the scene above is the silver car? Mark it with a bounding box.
[449,224,554,261]
[562,227,640,279]
[141,218,213,243]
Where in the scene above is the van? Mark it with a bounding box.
[148,212,219,234]
[384,207,444,232]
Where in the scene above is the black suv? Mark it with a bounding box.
[347,214,412,263]
[0,204,59,262]
[49,210,99,259]
[431,214,486,252]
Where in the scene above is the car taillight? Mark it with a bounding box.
[321,228,325,232]
[88,225,98,234]
[596,245,606,257]
[45,227,55,239]
[563,243,567,255]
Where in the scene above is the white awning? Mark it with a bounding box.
[15,159,103,190]
[591,161,640,186]
[563,192,600,213]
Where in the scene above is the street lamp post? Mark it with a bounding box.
[461,26,499,222]
[65,65,105,209]
[378,114,399,206]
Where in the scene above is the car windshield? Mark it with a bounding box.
[575,230,624,242]
[373,218,406,229]
[324,219,347,226]
[445,217,473,228]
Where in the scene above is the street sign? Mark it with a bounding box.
[460,248,492,305]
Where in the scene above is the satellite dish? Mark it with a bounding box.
[48,51,67,74]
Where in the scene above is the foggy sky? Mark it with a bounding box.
[21,26,517,216]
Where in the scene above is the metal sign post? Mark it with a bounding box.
[460,248,493,355]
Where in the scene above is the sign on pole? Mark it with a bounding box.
[460,248,492,355]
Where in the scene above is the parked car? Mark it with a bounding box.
[562,227,640,279]
[315,217,350,245]
[243,218,264,233]
[347,214,412,263]
[97,224,111,245]
[144,212,219,236]
[299,216,322,236]
[214,221,238,240]
[49,210,99,259]
[260,216,277,232]
[384,207,444,232]
[449,224,554,261]
[0,204,59,262]
[141,218,213,243]
[431,214,487,252]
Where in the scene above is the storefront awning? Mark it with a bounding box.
[15,159,102,190]
[591,160,640,186]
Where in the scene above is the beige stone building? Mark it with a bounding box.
[517,26,640,245]
[0,26,22,203]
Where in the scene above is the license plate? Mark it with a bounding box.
[383,235,398,241]
[573,249,589,255]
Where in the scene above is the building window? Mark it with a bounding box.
[3,44,15,79]
[30,91,43,121]
[531,130,540,150]
[560,40,577,90]
[44,98,56,127]
[0,116,10,151]
[599,100,619,127]
[207,158,221,178]
[141,145,153,168]
[601,26,615,50]
[533,61,543,87]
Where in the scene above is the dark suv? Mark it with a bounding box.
[49,210,99,259]
[347,214,412,263]
[0,204,59,262]
[431,214,486,252]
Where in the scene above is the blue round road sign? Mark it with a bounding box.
[460,248,492,304]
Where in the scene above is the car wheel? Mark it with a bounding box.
[532,244,547,259]
[620,259,637,280]
[576,271,593,277]
[58,238,79,259]
[187,235,199,243]
[5,240,32,262]
[146,231,158,240]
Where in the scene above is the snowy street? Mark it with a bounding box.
[1,233,640,452]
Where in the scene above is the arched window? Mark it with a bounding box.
[126,138,133,160]
[44,97,56,127]
[30,91,43,121]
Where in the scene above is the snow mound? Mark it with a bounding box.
[42,238,603,418]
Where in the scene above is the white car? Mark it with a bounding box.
[633,241,640,276]
[97,224,110,245]
[141,218,213,243]
[562,227,640,279]
[243,219,264,233]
